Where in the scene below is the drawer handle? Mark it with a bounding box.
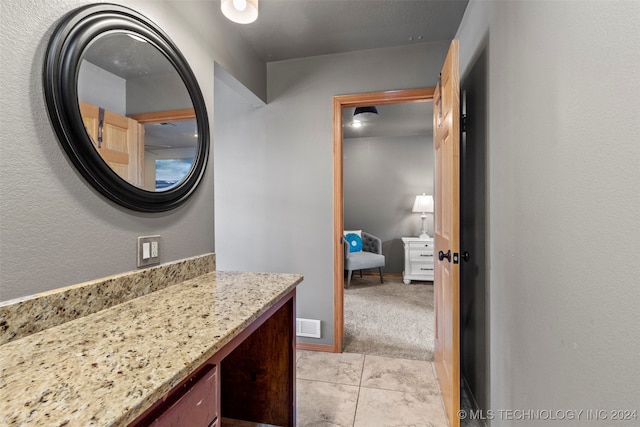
[420,268,434,271]
[419,254,433,257]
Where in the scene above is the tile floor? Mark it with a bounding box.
[296,350,449,427]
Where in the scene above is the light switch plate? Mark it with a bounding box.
[137,235,160,267]
[142,242,150,259]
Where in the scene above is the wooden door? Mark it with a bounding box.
[433,40,461,427]
[80,102,144,187]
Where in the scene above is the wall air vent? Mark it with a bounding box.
[296,318,321,338]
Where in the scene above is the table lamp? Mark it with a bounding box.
[412,193,434,238]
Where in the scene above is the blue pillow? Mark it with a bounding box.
[344,232,363,253]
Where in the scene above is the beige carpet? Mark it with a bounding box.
[343,275,434,361]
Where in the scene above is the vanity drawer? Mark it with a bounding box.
[148,364,218,427]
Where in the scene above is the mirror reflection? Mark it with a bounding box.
[77,32,197,191]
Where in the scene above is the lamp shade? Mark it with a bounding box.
[412,194,434,213]
[221,0,258,24]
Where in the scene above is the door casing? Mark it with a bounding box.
[332,88,435,352]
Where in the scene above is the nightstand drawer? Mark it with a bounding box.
[409,250,434,261]
[408,241,434,250]
[409,263,434,275]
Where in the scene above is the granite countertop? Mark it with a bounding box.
[0,271,302,427]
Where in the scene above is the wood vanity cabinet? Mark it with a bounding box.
[144,364,218,427]
[129,290,296,427]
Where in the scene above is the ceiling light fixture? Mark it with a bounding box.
[353,106,378,122]
[221,0,258,24]
[351,120,363,128]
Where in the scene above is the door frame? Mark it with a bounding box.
[332,88,435,352]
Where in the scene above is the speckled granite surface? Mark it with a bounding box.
[0,254,215,345]
[0,271,302,427]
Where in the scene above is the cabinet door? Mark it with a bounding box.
[151,364,217,427]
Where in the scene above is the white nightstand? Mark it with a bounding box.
[402,237,435,284]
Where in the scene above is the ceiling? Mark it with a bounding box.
[343,102,433,139]
[144,121,198,152]
[221,0,469,62]
[82,1,468,144]
[84,1,468,76]
[83,33,176,80]
[220,0,467,140]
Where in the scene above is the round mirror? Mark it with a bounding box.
[44,4,209,212]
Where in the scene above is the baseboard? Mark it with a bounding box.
[296,342,336,353]
[461,375,487,427]
[358,272,402,278]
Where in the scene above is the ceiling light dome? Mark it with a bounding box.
[221,0,258,24]
[353,106,378,121]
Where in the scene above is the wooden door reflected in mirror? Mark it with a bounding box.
[80,102,144,188]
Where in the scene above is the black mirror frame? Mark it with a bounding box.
[44,3,209,212]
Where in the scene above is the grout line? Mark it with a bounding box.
[351,385,360,427]
[359,354,366,387]
[296,377,360,387]
[351,354,368,427]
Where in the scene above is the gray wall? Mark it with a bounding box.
[168,1,267,103]
[78,61,192,116]
[344,135,434,273]
[78,60,126,115]
[456,0,640,422]
[213,77,269,270]
[215,41,449,345]
[126,73,192,115]
[0,0,264,301]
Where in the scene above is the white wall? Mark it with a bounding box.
[215,41,449,345]
[0,0,264,301]
[456,0,640,422]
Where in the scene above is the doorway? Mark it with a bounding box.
[332,88,435,353]
[460,45,489,423]
[342,101,435,360]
